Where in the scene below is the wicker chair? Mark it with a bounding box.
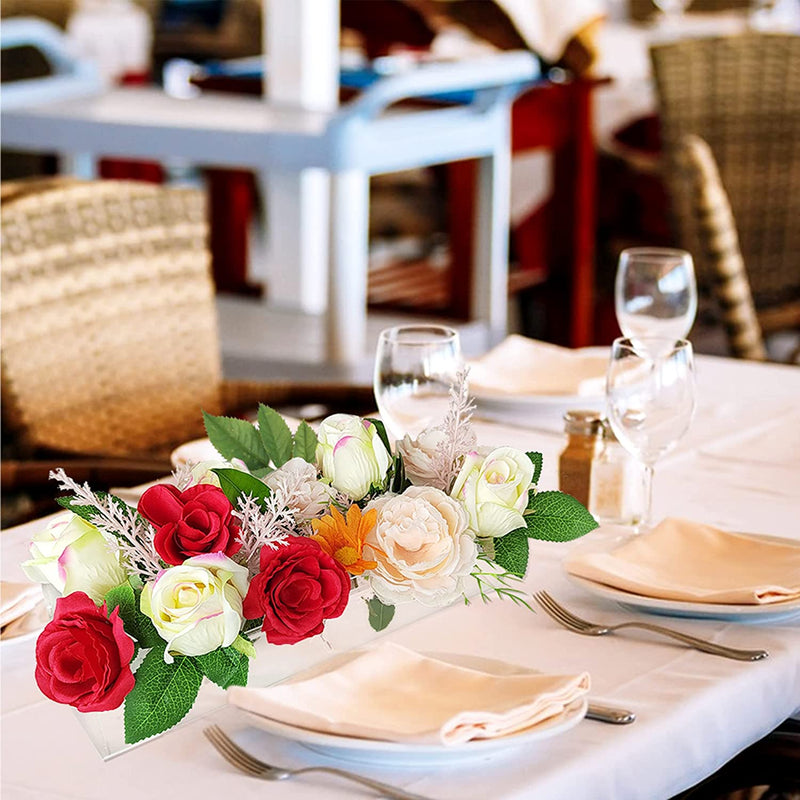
[651,34,800,323]
[1,178,373,510]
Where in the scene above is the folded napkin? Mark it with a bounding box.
[566,518,800,605]
[0,581,46,640]
[229,643,589,746]
[469,336,607,397]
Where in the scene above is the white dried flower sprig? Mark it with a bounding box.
[49,468,162,582]
[427,367,476,492]
[233,491,295,572]
[171,461,195,491]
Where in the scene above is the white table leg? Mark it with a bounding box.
[327,169,369,365]
[472,114,512,346]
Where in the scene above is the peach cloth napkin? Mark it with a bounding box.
[468,336,607,397]
[566,518,800,605]
[0,581,46,640]
[228,643,590,745]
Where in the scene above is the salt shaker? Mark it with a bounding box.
[589,420,645,525]
[559,410,604,507]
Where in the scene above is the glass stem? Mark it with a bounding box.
[642,463,655,531]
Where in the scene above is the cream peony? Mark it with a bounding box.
[265,457,331,523]
[396,429,448,488]
[451,447,534,538]
[316,414,391,501]
[140,553,248,662]
[365,486,477,606]
[22,514,127,605]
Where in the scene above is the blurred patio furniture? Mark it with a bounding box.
[677,134,799,362]
[651,33,800,334]
[0,178,375,523]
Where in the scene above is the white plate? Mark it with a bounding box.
[242,652,588,766]
[170,438,222,468]
[567,575,800,624]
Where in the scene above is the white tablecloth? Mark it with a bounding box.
[2,355,799,800]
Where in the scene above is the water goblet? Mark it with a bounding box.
[615,248,698,353]
[373,325,462,445]
[606,337,696,530]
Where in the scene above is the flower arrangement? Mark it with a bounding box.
[23,374,597,745]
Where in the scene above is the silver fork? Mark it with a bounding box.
[533,591,768,662]
[204,725,436,800]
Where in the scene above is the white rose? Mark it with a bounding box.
[265,457,331,522]
[140,553,248,662]
[187,458,249,488]
[22,514,127,605]
[396,429,448,488]
[451,447,534,538]
[316,414,391,501]
[365,486,477,607]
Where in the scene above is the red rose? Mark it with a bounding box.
[243,537,350,645]
[35,592,135,712]
[137,483,241,565]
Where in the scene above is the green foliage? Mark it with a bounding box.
[390,453,410,494]
[231,635,257,659]
[123,646,203,744]
[293,421,318,463]
[105,582,162,649]
[194,646,249,689]
[212,468,271,511]
[526,451,543,485]
[491,529,529,577]
[366,596,395,631]
[523,490,598,542]
[55,496,98,521]
[257,404,294,467]
[202,411,268,472]
[365,418,392,455]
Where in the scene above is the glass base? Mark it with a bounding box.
[75,583,454,760]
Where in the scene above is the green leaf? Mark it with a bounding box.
[390,452,410,494]
[366,596,395,632]
[365,418,392,454]
[231,635,257,659]
[526,451,543,485]
[491,528,530,577]
[105,583,162,649]
[123,646,203,744]
[257,404,294,468]
[292,420,318,463]
[251,467,273,479]
[55,496,98,522]
[194,645,249,689]
[524,490,598,542]
[202,410,268,472]
[212,468,270,511]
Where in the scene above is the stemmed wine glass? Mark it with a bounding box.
[374,325,463,445]
[615,248,698,351]
[606,337,696,531]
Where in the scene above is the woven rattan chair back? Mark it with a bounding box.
[1,179,223,457]
[677,135,767,360]
[651,34,800,307]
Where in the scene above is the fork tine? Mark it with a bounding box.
[205,726,263,776]
[533,592,584,629]
[537,591,594,630]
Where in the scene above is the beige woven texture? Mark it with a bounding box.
[629,0,750,23]
[652,33,800,308]
[2,180,223,457]
[677,135,767,360]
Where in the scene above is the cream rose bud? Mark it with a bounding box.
[141,554,248,662]
[397,429,448,489]
[365,486,477,607]
[451,447,535,538]
[265,457,331,522]
[316,414,391,501]
[22,514,127,604]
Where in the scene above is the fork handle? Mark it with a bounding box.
[296,766,436,800]
[614,622,768,661]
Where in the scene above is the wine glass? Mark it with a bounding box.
[606,337,696,531]
[615,248,698,353]
[374,325,462,445]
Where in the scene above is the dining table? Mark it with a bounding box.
[2,353,799,800]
